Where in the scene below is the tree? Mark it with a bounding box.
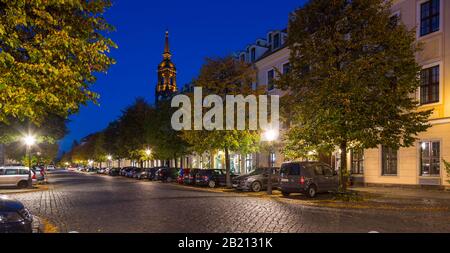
[0,0,116,124]
[279,0,432,191]
[0,114,68,164]
[182,56,262,187]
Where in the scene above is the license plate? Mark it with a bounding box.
[280,178,289,182]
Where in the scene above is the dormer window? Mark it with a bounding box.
[251,48,256,62]
[273,33,280,49]
[240,54,246,62]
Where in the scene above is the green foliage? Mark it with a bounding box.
[182,56,262,187]
[443,160,450,185]
[279,0,432,190]
[0,0,116,124]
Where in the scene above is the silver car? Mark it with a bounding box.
[0,166,34,188]
[232,168,280,192]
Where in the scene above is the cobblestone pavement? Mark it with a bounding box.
[7,171,450,233]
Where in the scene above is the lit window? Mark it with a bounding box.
[420,141,440,176]
[351,149,364,174]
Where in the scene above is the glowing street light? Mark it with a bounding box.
[145,149,152,168]
[107,155,112,160]
[261,128,279,195]
[23,135,36,147]
[262,129,279,142]
[22,134,37,188]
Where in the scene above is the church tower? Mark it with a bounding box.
[155,30,177,104]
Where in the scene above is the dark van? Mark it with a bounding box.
[279,161,338,198]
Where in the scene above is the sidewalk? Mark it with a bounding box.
[351,186,450,201]
[0,184,49,195]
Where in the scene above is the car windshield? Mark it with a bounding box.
[248,168,265,176]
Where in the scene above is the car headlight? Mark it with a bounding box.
[0,211,25,223]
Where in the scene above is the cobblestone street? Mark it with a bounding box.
[7,171,450,233]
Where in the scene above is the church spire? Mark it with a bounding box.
[163,30,171,59]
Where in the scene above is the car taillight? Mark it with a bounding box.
[32,173,36,179]
[299,176,305,185]
[203,176,208,180]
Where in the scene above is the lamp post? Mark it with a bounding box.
[23,134,36,188]
[262,129,279,195]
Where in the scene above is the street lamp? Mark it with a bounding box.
[145,149,151,168]
[262,129,279,195]
[107,155,112,168]
[22,134,36,188]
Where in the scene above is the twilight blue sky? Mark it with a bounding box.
[59,0,306,153]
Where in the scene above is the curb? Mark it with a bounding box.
[0,185,49,195]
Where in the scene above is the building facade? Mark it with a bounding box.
[359,0,450,187]
[234,0,450,187]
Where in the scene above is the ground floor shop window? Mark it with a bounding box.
[245,154,254,173]
[269,152,276,167]
[382,146,398,176]
[230,154,241,174]
[420,141,440,176]
[350,149,364,174]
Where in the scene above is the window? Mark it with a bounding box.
[269,152,276,167]
[240,54,245,62]
[382,146,398,175]
[5,169,18,175]
[267,69,275,90]
[313,165,323,176]
[273,33,280,49]
[350,149,364,174]
[281,163,300,176]
[0,169,4,175]
[322,165,334,177]
[19,169,29,175]
[420,141,440,176]
[420,0,440,36]
[245,154,254,173]
[389,12,400,28]
[420,65,439,104]
[282,63,291,74]
[251,48,256,62]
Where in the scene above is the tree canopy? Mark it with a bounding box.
[0,0,116,124]
[279,0,432,190]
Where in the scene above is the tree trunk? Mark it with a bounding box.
[225,147,232,188]
[118,159,121,168]
[339,142,348,192]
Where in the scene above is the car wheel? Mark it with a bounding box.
[18,180,28,189]
[307,185,317,198]
[281,191,290,197]
[208,180,216,188]
[166,177,172,183]
[251,181,262,192]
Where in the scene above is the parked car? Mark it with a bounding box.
[195,169,236,188]
[108,168,121,177]
[156,167,179,182]
[125,167,139,178]
[279,161,338,198]
[46,165,56,171]
[232,167,280,192]
[133,168,145,179]
[146,168,160,180]
[97,168,106,174]
[177,168,190,184]
[0,166,35,188]
[31,166,46,183]
[183,169,200,185]
[0,195,33,233]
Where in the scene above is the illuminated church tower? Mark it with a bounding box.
[155,30,177,104]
